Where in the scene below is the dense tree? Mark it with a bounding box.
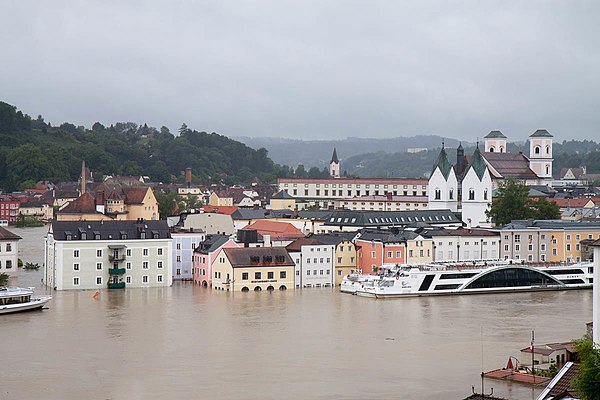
[572,336,600,400]
[0,272,9,287]
[0,102,281,191]
[486,179,559,226]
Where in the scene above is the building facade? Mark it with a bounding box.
[0,227,21,275]
[171,228,206,281]
[211,247,295,292]
[44,220,172,290]
[0,196,20,224]
[286,238,336,288]
[192,235,241,287]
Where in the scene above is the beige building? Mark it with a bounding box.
[405,237,435,264]
[212,247,295,292]
[311,233,359,285]
[208,192,234,207]
[270,190,296,210]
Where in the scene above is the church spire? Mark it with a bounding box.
[331,148,339,164]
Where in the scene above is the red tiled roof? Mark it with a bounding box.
[482,152,539,180]
[200,205,239,215]
[59,192,98,214]
[122,187,148,204]
[242,220,305,240]
[549,198,594,208]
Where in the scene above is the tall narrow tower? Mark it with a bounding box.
[528,129,553,181]
[329,148,340,178]
[80,160,86,195]
[484,130,507,153]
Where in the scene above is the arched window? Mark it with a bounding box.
[468,189,475,200]
[489,146,495,153]
[546,145,550,155]
[241,287,249,292]
[463,267,562,290]
[434,189,441,200]
[279,285,287,291]
[546,165,550,175]
[449,189,454,200]
[500,146,504,153]
[266,285,275,291]
[484,189,488,200]
[534,146,541,155]
[254,286,262,292]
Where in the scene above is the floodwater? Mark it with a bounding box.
[1,227,593,400]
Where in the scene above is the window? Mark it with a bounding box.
[96,262,102,270]
[176,256,181,262]
[435,189,441,200]
[371,251,376,258]
[449,189,453,200]
[126,249,132,257]
[126,262,131,270]
[73,277,80,286]
[142,275,149,283]
[387,251,392,258]
[268,271,274,279]
[566,244,571,251]
[541,244,546,251]
[552,249,557,256]
[73,250,80,258]
[96,276,102,285]
[242,272,249,280]
[255,272,261,279]
[337,270,342,276]
[176,243,181,250]
[320,270,324,275]
[126,276,131,284]
[157,261,163,269]
[515,235,521,243]
[157,275,163,283]
[409,250,413,257]
[280,271,286,278]
[158,248,163,256]
[484,190,488,200]
[515,244,520,251]
[73,263,80,271]
[96,249,103,257]
[143,249,149,256]
[528,244,533,251]
[313,270,317,275]
[468,190,475,200]
[143,261,149,269]
[307,270,311,275]
[504,245,509,252]
[337,257,342,263]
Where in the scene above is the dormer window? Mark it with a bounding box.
[81,232,86,240]
[140,231,146,239]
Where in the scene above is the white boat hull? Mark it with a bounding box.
[0,296,52,314]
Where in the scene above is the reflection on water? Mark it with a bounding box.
[0,227,593,400]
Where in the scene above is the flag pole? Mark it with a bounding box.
[531,330,535,384]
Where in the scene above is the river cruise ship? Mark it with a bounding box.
[0,287,52,314]
[342,261,593,298]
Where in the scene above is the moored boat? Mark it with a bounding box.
[344,261,593,298]
[0,287,52,314]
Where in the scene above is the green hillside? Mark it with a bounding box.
[0,102,280,191]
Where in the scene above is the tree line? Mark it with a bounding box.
[0,102,285,191]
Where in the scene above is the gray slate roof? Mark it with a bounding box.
[51,220,171,241]
[324,209,461,227]
[484,130,507,139]
[194,234,231,254]
[530,129,553,137]
[0,227,21,241]
[502,219,600,230]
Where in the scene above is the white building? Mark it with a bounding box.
[0,227,21,275]
[428,130,554,227]
[286,238,335,288]
[171,228,206,281]
[420,227,500,262]
[44,220,172,290]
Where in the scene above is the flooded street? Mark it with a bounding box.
[1,227,593,400]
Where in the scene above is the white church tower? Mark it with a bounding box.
[461,144,492,228]
[528,129,553,182]
[484,130,507,153]
[329,148,340,178]
[428,143,458,212]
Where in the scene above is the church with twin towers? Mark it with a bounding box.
[428,129,554,228]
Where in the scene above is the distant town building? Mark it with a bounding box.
[0,195,20,224]
[286,238,335,288]
[193,234,241,287]
[171,228,206,281]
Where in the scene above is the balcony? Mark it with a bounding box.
[108,254,126,262]
[108,282,126,289]
[109,268,126,275]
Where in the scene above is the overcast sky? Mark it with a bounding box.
[2,1,599,142]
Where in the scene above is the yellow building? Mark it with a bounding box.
[208,191,234,207]
[270,190,296,210]
[406,238,434,264]
[212,247,295,292]
[309,234,359,285]
[58,186,159,221]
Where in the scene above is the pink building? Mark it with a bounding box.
[193,234,240,287]
[355,230,409,274]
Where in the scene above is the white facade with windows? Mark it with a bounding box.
[171,230,206,281]
[299,244,335,288]
[0,227,20,275]
[44,221,172,290]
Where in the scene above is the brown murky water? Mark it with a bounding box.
[1,227,592,400]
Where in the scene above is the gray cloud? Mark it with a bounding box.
[2,1,599,142]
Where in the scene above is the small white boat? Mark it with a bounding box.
[0,287,52,314]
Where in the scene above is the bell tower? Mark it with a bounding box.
[528,129,553,181]
[329,148,340,178]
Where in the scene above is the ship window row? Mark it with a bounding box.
[439,273,477,280]
[464,268,561,289]
[434,284,461,290]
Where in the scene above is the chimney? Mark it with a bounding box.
[263,234,272,247]
[185,168,192,188]
[81,160,86,195]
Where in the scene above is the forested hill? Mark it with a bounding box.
[0,102,280,191]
